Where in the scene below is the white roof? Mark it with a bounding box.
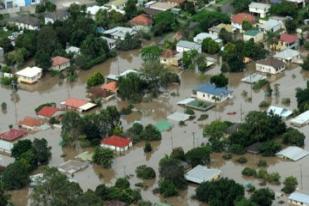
[177,98,195,105]
[249,2,271,10]
[289,192,309,204]
[16,66,42,78]
[177,40,201,51]
[241,73,266,84]
[86,5,108,15]
[185,165,222,184]
[260,19,281,31]
[193,32,222,44]
[78,102,97,112]
[276,146,309,161]
[267,106,292,118]
[103,27,136,39]
[274,49,299,61]
[65,46,80,54]
[290,111,309,126]
[167,112,191,122]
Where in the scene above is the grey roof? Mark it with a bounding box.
[256,57,285,69]
[185,165,222,184]
[289,192,309,204]
[167,112,190,122]
[44,10,69,20]
[260,19,281,31]
[274,49,299,61]
[11,16,40,27]
[241,73,266,84]
[276,146,309,161]
[290,111,309,126]
[177,40,201,51]
[249,2,271,10]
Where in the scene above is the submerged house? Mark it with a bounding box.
[256,57,285,74]
[0,128,27,154]
[60,98,97,112]
[101,135,132,152]
[267,106,292,119]
[193,84,232,103]
[176,40,202,53]
[185,165,222,184]
[18,116,44,130]
[231,13,255,31]
[50,56,71,71]
[16,66,42,84]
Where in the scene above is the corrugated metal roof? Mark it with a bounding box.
[195,84,232,96]
[289,192,309,204]
[276,146,309,161]
[185,165,222,184]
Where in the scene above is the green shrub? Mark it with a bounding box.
[236,157,247,164]
[135,165,156,180]
[242,167,257,177]
[159,179,178,197]
[257,160,268,167]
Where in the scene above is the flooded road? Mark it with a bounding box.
[1,48,309,206]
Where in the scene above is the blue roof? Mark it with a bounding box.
[195,84,231,96]
[289,192,309,204]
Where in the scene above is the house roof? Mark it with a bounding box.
[195,84,232,96]
[231,13,255,25]
[167,112,190,122]
[37,106,59,118]
[11,16,40,26]
[256,57,285,69]
[267,106,292,118]
[101,81,118,93]
[148,1,177,11]
[280,33,298,44]
[16,67,42,78]
[290,111,309,125]
[260,19,281,31]
[274,49,299,61]
[209,23,233,34]
[249,2,271,10]
[289,192,309,204]
[44,10,68,20]
[276,146,309,161]
[61,98,87,108]
[52,56,70,67]
[18,116,44,127]
[0,129,27,141]
[130,14,153,26]
[101,135,131,147]
[161,49,175,58]
[177,40,201,51]
[185,165,222,184]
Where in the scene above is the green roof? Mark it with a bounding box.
[155,120,172,132]
[245,29,260,36]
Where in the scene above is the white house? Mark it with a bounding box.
[103,26,137,40]
[249,2,271,18]
[105,0,127,14]
[289,192,309,206]
[4,0,40,9]
[193,32,222,45]
[256,57,286,74]
[50,56,71,71]
[16,66,42,84]
[243,29,264,42]
[260,19,283,33]
[176,40,202,53]
[185,165,222,184]
[101,135,132,152]
[10,16,40,30]
[193,83,232,103]
[274,49,302,64]
[86,5,108,18]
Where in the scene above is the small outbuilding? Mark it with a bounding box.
[243,29,263,43]
[51,56,71,71]
[185,165,222,184]
[274,49,302,64]
[288,192,309,206]
[167,112,191,122]
[101,135,132,152]
[290,111,309,127]
[276,146,309,161]
[36,106,60,119]
[267,106,292,119]
[18,116,44,130]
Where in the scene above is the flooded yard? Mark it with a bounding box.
[1,48,309,206]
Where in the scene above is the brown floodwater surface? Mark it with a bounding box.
[1,49,309,206]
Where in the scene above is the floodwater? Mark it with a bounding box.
[1,47,309,206]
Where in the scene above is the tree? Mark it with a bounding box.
[118,73,145,102]
[153,11,177,36]
[77,190,103,206]
[32,138,51,164]
[127,123,144,143]
[115,178,130,189]
[87,72,105,88]
[192,10,229,31]
[96,0,109,5]
[242,21,253,31]
[5,48,28,66]
[282,128,305,147]
[11,139,33,160]
[222,43,244,72]
[210,73,228,88]
[282,176,298,194]
[232,0,251,12]
[31,167,83,206]
[35,51,52,70]
[93,147,114,168]
[140,45,162,62]
[258,140,281,156]
[202,38,220,54]
[135,165,156,179]
[285,19,297,34]
[159,156,186,189]
[203,120,229,152]
[116,33,141,51]
[80,35,109,59]
[170,147,185,161]
[196,178,244,205]
[159,179,178,197]
[2,160,30,190]
[0,38,13,53]
[302,55,309,71]
[270,1,298,17]
[61,111,84,148]
[0,182,9,206]
[15,31,37,58]
[219,28,233,44]
[142,124,161,141]
[125,0,137,19]
[235,198,256,206]
[250,188,274,206]
[185,145,211,167]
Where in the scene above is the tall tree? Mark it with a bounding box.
[125,0,138,19]
[61,111,84,149]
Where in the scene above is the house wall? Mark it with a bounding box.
[51,62,71,71]
[176,46,202,53]
[14,22,39,31]
[256,63,285,74]
[243,32,264,42]
[101,142,132,152]
[17,73,42,84]
[249,7,269,18]
[195,91,230,103]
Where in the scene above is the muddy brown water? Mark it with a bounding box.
[1,49,309,206]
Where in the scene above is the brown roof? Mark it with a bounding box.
[231,13,255,25]
[161,49,175,58]
[18,117,44,127]
[129,14,153,26]
[256,57,285,69]
[52,56,70,66]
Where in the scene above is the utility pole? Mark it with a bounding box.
[192,132,195,148]
[300,164,303,190]
[170,132,174,151]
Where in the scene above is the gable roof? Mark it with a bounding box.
[52,56,70,66]
[274,48,299,60]
[249,2,271,10]
[61,98,88,108]
[101,81,118,93]
[280,33,298,44]
[289,192,309,204]
[0,129,27,141]
[18,116,44,127]
[101,135,131,147]
[195,84,232,96]
[231,13,255,25]
[256,57,285,69]
[130,14,153,26]
[177,40,201,50]
[44,10,68,20]
[276,146,309,161]
[37,106,59,118]
[185,165,222,184]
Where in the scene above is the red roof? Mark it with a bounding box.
[37,106,58,118]
[101,81,118,93]
[231,13,255,25]
[101,135,132,148]
[52,56,70,66]
[62,98,87,109]
[130,14,153,26]
[0,128,27,141]
[280,33,298,44]
[18,116,44,127]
